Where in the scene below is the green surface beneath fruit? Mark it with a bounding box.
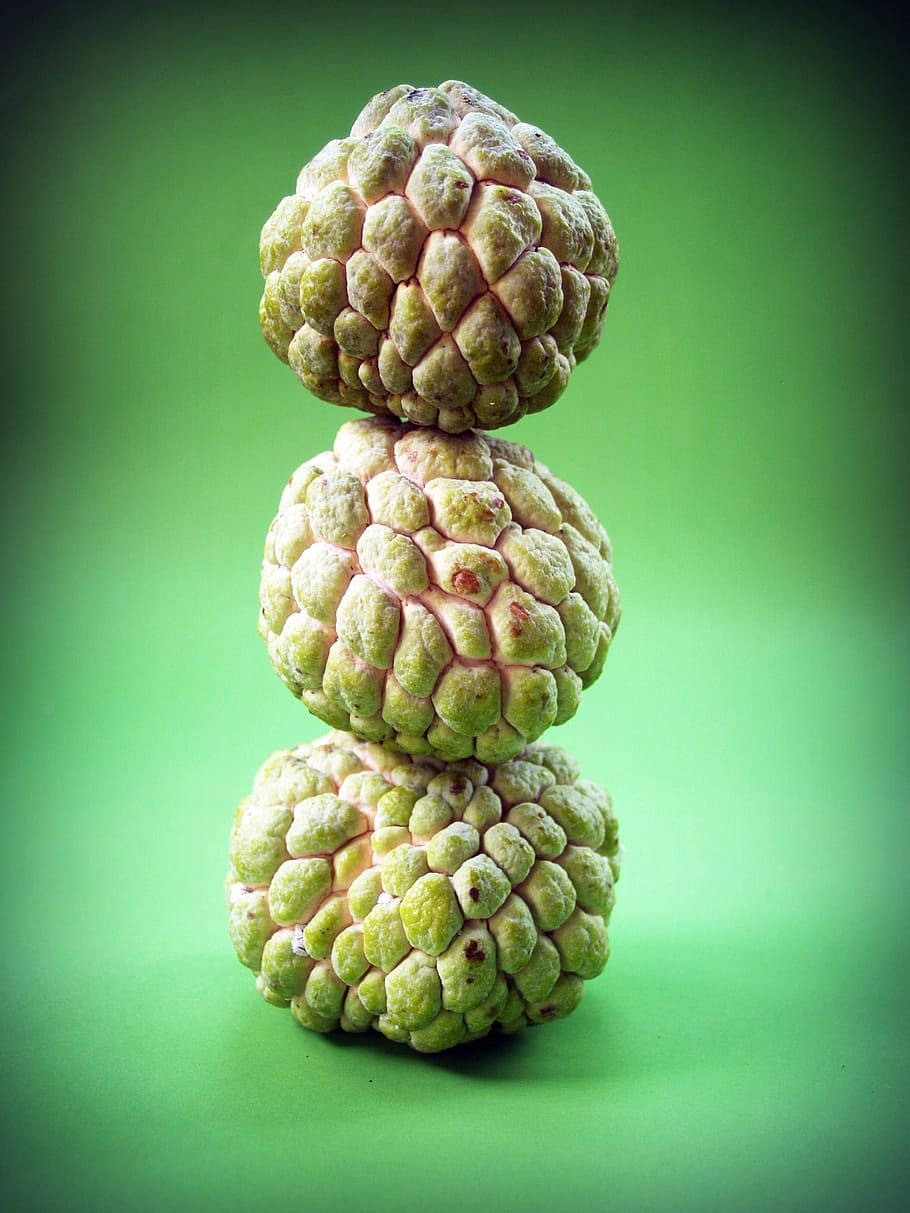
[1,3,906,1211]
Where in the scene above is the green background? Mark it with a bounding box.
[2,2,907,1209]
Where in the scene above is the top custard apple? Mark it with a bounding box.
[259,81,619,433]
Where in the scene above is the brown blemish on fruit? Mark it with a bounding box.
[465,491,504,527]
[469,886,480,901]
[453,569,480,594]
[509,600,530,636]
[464,939,485,962]
[539,1004,557,1018]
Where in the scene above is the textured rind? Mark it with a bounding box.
[259,81,619,432]
[227,732,620,1051]
[260,417,620,755]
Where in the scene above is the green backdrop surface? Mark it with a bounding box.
[2,3,907,1210]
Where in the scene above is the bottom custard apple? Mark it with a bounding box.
[227,731,620,1052]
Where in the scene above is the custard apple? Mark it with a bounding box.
[227,731,620,1052]
[259,80,619,433]
[259,417,620,761]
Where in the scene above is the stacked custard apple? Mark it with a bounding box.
[227,81,624,1053]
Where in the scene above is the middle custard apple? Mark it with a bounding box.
[259,417,620,761]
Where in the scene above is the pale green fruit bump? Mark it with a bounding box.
[332,835,372,890]
[558,593,600,672]
[551,909,610,979]
[374,785,418,828]
[421,589,490,659]
[290,543,354,626]
[385,951,442,1030]
[539,785,605,849]
[365,471,430,532]
[513,933,560,1002]
[492,758,555,807]
[488,582,566,668]
[474,718,524,764]
[301,259,347,335]
[331,925,371,985]
[336,575,400,669]
[400,873,463,954]
[426,821,480,874]
[303,894,352,959]
[557,845,615,917]
[518,859,576,930]
[497,984,526,1026]
[268,858,332,925]
[362,897,411,971]
[287,795,364,856]
[408,794,454,840]
[376,1015,410,1043]
[507,802,567,858]
[575,778,619,857]
[437,924,497,1012]
[499,526,575,605]
[501,666,559,743]
[302,182,364,262]
[426,770,475,811]
[343,985,375,1031]
[390,762,434,792]
[464,972,509,1033]
[426,478,511,545]
[482,822,535,885]
[524,973,584,1025]
[348,867,384,920]
[407,143,474,230]
[381,844,430,897]
[371,825,411,857]
[260,194,310,276]
[305,471,369,548]
[432,663,501,737]
[451,854,511,919]
[230,802,292,885]
[488,893,537,973]
[341,772,389,807]
[348,125,417,204]
[409,1010,466,1053]
[356,525,428,596]
[392,602,451,700]
[462,785,502,831]
[261,929,314,1000]
[357,966,388,1015]
[291,994,338,1034]
[229,887,274,970]
[257,974,290,1007]
[304,959,347,1020]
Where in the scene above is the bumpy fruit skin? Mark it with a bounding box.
[227,732,620,1051]
[259,417,620,761]
[259,80,619,433]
